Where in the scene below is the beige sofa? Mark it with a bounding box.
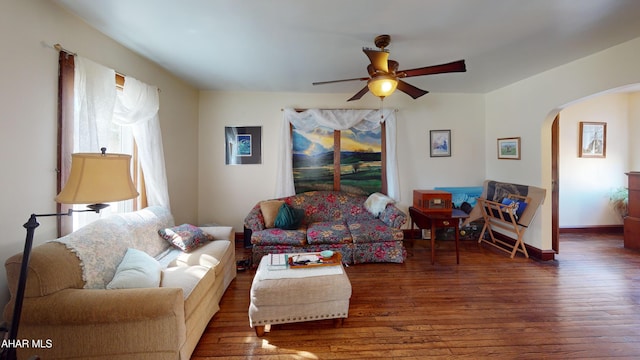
[3,206,236,360]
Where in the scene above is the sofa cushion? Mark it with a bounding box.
[260,200,285,228]
[353,241,407,264]
[123,206,174,258]
[348,220,405,243]
[161,264,209,298]
[251,226,308,246]
[307,222,352,245]
[158,224,214,252]
[107,248,161,289]
[169,240,231,269]
[295,191,376,224]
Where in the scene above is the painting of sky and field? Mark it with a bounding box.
[292,125,382,195]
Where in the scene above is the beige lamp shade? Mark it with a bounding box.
[367,75,398,99]
[55,152,139,204]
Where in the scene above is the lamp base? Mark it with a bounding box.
[86,203,109,212]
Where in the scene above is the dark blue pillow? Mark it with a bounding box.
[501,198,528,219]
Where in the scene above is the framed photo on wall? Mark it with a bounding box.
[225,126,262,165]
[579,122,606,158]
[497,137,521,160]
[430,130,451,157]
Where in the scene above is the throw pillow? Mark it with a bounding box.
[364,192,394,217]
[260,200,285,228]
[274,203,305,230]
[107,248,161,289]
[501,198,528,219]
[158,224,214,252]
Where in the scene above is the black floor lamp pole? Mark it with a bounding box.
[2,210,82,360]
[3,214,40,360]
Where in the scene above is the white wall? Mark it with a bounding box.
[0,1,199,310]
[197,91,486,231]
[559,93,631,227]
[630,93,640,170]
[486,36,640,250]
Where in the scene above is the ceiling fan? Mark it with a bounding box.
[312,35,466,101]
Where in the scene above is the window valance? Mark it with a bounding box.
[276,108,400,200]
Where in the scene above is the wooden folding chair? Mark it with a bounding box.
[478,194,531,258]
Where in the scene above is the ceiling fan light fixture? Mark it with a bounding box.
[368,75,398,99]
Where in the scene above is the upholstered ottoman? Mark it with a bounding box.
[249,254,352,336]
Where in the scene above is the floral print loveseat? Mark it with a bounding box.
[244,191,407,265]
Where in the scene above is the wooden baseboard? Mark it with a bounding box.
[559,225,623,234]
[489,232,556,261]
[403,229,556,261]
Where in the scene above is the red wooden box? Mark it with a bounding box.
[413,190,452,213]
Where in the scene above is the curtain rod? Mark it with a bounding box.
[53,43,161,92]
[53,43,76,56]
[54,43,125,78]
[281,108,398,112]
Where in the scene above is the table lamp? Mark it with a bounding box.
[1,147,139,360]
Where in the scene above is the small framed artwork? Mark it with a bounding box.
[225,126,262,165]
[497,137,521,160]
[430,130,451,157]
[579,122,606,158]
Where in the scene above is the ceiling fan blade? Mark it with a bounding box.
[313,76,369,86]
[363,49,389,73]
[347,86,369,102]
[399,59,466,78]
[396,80,429,99]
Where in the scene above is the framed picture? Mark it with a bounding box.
[225,126,262,165]
[430,130,451,157]
[579,122,606,158]
[497,137,521,160]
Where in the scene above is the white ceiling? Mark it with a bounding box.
[53,0,640,98]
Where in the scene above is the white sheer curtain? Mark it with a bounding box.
[73,57,116,155]
[73,56,170,211]
[113,76,170,209]
[277,108,399,200]
[71,57,118,228]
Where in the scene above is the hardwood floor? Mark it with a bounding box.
[192,233,640,359]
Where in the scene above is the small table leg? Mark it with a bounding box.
[454,224,460,264]
[431,223,436,265]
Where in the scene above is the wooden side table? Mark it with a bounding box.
[409,207,469,264]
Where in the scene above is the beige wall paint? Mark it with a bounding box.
[630,93,640,170]
[197,91,486,231]
[485,36,640,250]
[559,93,631,227]
[0,1,199,309]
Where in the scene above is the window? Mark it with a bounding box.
[57,54,144,235]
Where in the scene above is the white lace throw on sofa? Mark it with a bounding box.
[277,108,399,200]
[55,207,173,289]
